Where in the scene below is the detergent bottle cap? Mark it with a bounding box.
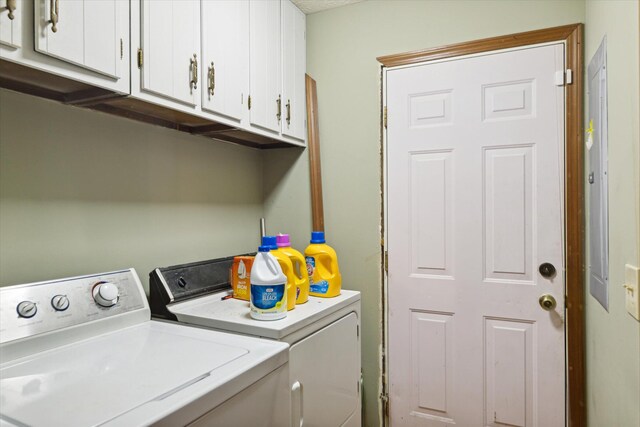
[258,245,270,252]
[262,236,278,250]
[310,231,326,244]
[276,234,291,247]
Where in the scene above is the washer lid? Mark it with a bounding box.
[169,290,361,339]
[0,322,285,427]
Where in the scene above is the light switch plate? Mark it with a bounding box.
[624,264,640,321]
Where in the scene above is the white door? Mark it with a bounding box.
[0,0,21,48]
[386,44,566,426]
[281,0,306,142]
[34,0,124,78]
[141,0,200,106]
[249,0,281,133]
[201,0,249,122]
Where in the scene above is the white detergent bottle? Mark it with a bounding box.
[250,244,287,320]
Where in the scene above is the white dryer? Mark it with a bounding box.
[0,269,290,427]
[150,256,362,427]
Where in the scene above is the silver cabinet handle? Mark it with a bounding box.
[276,95,282,122]
[190,54,198,90]
[6,0,16,20]
[50,0,59,33]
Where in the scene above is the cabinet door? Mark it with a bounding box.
[201,0,249,122]
[249,0,281,133]
[141,0,200,107]
[281,0,306,142]
[34,0,124,78]
[0,0,22,48]
[289,312,360,426]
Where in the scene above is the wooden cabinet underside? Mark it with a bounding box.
[1,59,293,149]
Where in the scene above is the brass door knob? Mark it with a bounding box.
[539,294,557,311]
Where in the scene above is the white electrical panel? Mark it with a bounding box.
[587,37,609,310]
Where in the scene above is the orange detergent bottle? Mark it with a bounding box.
[264,236,297,310]
[304,231,341,298]
[276,234,310,304]
[231,256,254,301]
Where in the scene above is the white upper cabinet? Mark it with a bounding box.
[1,0,22,48]
[139,0,200,107]
[281,0,306,142]
[249,0,282,134]
[0,0,128,93]
[34,0,125,79]
[0,0,306,147]
[201,0,249,123]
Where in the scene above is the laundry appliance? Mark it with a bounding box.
[150,256,362,427]
[0,269,290,427]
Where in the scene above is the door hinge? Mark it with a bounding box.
[384,250,389,274]
[383,106,388,128]
[555,69,573,86]
[248,95,252,110]
[137,48,143,69]
[120,38,123,60]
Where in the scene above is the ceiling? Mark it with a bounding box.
[291,0,365,15]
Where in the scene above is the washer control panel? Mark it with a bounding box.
[0,269,146,344]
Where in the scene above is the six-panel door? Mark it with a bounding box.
[387,44,566,426]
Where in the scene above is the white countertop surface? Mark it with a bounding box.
[168,289,361,340]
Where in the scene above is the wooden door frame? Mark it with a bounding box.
[378,24,585,426]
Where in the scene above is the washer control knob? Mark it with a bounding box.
[51,294,70,311]
[17,301,37,318]
[92,282,119,307]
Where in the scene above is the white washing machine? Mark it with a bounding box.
[0,269,290,427]
[150,256,362,427]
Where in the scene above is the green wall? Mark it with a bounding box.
[584,1,640,426]
[263,147,311,250]
[0,89,264,287]
[297,1,586,424]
